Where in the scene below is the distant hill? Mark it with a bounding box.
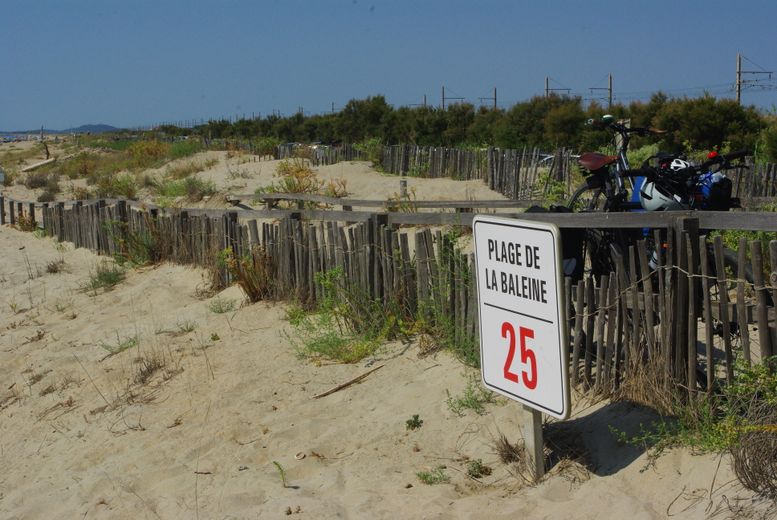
[62,124,121,134]
[0,124,121,134]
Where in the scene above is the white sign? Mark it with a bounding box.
[473,215,569,419]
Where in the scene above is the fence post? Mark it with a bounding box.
[28,202,36,228]
[9,200,15,226]
[0,195,5,225]
[672,216,697,386]
[56,202,65,242]
[42,203,49,233]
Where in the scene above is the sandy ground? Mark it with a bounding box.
[1,225,774,519]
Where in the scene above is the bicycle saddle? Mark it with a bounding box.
[578,152,617,171]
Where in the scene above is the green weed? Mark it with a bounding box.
[153,177,216,201]
[289,267,405,363]
[99,333,138,357]
[466,459,492,479]
[208,297,236,314]
[446,374,497,416]
[84,262,125,293]
[416,466,449,485]
[405,414,423,430]
[272,461,289,488]
[613,357,777,457]
[219,246,275,302]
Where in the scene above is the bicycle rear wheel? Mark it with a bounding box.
[567,182,605,212]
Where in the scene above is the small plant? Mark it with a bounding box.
[84,261,125,293]
[289,268,399,363]
[153,176,216,202]
[257,158,322,197]
[23,171,50,189]
[177,320,197,334]
[15,212,37,232]
[166,161,206,179]
[416,466,449,485]
[46,259,65,274]
[405,414,423,430]
[323,177,348,198]
[466,459,492,479]
[446,374,497,417]
[354,137,383,166]
[385,187,418,213]
[208,297,236,314]
[99,333,138,357]
[494,433,523,465]
[272,461,289,488]
[134,349,167,384]
[219,246,275,302]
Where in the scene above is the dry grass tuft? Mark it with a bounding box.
[220,245,275,302]
[494,432,523,465]
[731,401,777,498]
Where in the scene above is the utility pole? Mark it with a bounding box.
[545,77,570,97]
[441,85,464,110]
[736,53,773,105]
[478,87,498,109]
[589,74,613,108]
[736,53,742,104]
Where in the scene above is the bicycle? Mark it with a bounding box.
[566,115,751,283]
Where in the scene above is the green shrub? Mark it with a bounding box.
[95,173,138,199]
[84,262,125,293]
[289,267,405,363]
[446,373,497,416]
[169,139,202,159]
[354,137,383,166]
[416,466,449,485]
[208,297,236,314]
[60,152,100,179]
[614,357,777,456]
[23,171,50,189]
[154,177,216,201]
[128,140,169,168]
[219,246,275,302]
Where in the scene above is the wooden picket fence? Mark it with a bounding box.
[2,193,776,405]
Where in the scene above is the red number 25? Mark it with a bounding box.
[501,322,537,389]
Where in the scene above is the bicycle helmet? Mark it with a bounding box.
[639,180,687,211]
[669,158,691,172]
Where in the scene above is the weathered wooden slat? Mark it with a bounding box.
[751,240,773,361]
[713,236,734,384]
[738,237,752,365]
[699,236,715,397]
[571,280,585,385]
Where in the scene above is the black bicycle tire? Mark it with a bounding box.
[567,182,604,212]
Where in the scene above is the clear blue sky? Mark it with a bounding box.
[2,0,776,130]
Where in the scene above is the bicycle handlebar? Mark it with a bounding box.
[699,149,749,171]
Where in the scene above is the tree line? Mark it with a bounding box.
[156,93,777,161]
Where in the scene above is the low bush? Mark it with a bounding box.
[153,177,216,201]
[84,261,125,293]
[219,246,275,302]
